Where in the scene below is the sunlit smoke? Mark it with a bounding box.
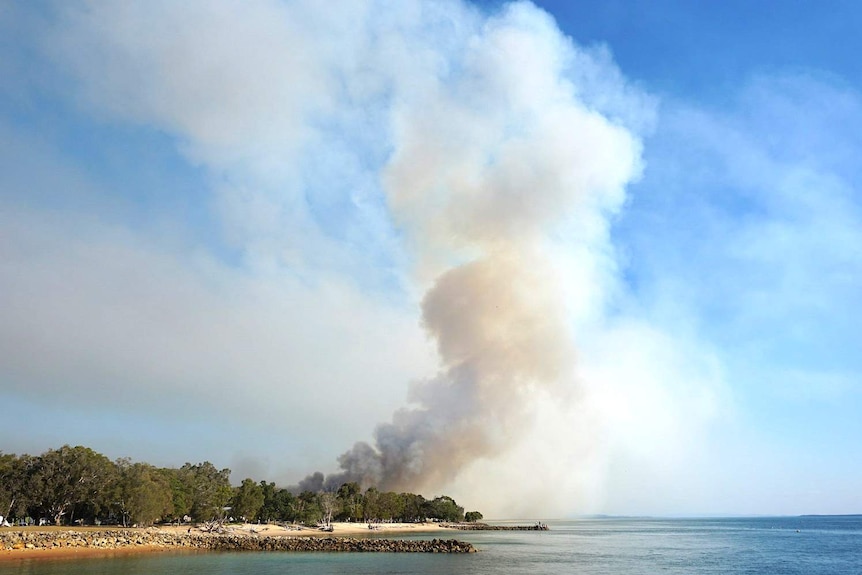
[296,1,643,494]
[321,250,572,491]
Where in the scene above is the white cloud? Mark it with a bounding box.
[608,71,862,513]
[0,202,436,434]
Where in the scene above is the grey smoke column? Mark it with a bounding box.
[298,2,642,494]
[333,249,572,492]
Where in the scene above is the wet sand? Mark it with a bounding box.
[0,544,185,561]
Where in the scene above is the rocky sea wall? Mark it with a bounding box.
[443,522,549,531]
[0,529,476,553]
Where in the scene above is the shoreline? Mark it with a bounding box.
[1,544,191,562]
[0,525,476,561]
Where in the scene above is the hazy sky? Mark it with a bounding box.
[1,1,860,517]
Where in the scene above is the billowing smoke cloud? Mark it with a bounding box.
[317,250,572,491]
[292,2,643,493]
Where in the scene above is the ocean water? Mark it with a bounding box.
[3,516,861,575]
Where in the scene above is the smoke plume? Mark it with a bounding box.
[310,250,570,492]
[296,2,642,493]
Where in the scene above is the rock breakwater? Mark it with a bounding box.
[443,523,549,531]
[0,530,476,553]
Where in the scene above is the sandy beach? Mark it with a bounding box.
[0,522,460,561]
[163,521,455,537]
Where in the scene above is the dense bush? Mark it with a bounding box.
[0,446,477,526]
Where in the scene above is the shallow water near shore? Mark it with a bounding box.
[3,516,861,575]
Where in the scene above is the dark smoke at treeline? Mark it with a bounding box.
[291,253,573,495]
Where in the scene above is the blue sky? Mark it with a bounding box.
[1,1,860,516]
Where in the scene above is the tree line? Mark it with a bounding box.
[0,445,482,527]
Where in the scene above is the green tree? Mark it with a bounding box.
[0,453,31,521]
[175,462,232,521]
[335,482,363,521]
[464,510,483,522]
[113,460,173,526]
[399,492,427,522]
[193,462,232,521]
[274,488,297,522]
[28,445,115,525]
[231,478,264,522]
[130,467,173,526]
[111,458,135,527]
[258,481,278,521]
[259,482,296,522]
[363,487,380,521]
[295,491,321,524]
[160,467,193,521]
[377,491,404,521]
[423,495,464,522]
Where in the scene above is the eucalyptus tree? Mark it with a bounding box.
[179,462,232,521]
[0,452,31,521]
[318,491,340,526]
[113,459,173,526]
[27,445,115,525]
[160,466,193,521]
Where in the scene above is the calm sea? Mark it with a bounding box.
[3,516,860,575]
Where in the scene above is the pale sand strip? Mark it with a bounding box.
[0,522,459,561]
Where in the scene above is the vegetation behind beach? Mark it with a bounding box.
[0,445,479,527]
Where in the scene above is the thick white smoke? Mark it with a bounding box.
[297,2,643,493]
